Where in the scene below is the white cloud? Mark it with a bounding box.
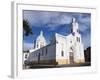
[60,15,72,24]
[23,11,91,32]
[23,11,72,30]
[82,33,91,49]
[23,11,61,27]
[78,14,91,32]
[46,23,59,30]
[79,24,89,32]
[78,14,90,24]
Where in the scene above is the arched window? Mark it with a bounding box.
[77,37,78,42]
[79,37,80,42]
[77,29,79,33]
[72,32,75,36]
[25,54,27,59]
[61,51,64,56]
[70,47,73,51]
[37,44,38,48]
[76,37,80,42]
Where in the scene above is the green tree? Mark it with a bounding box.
[23,19,33,36]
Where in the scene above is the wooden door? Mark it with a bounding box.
[69,52,74,64]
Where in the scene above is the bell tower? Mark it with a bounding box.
[69,17,85,63]
[71,18,79,35]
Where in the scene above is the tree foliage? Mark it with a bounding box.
[23,20,33,36]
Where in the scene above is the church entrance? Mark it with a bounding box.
[69,52,74,64]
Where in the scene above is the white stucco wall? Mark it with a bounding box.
[27,44,56,62]
[55,33,69,60]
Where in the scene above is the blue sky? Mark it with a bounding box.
[23,10,91,51]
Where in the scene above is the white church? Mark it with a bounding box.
[23,18,85,65]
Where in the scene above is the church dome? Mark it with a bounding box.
[35,30,47,49]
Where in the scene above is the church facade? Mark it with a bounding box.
[24,18,85,65]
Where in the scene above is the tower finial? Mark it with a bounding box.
[72,17,76,23]
[40,30,43,36]
[71,17,79,34]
